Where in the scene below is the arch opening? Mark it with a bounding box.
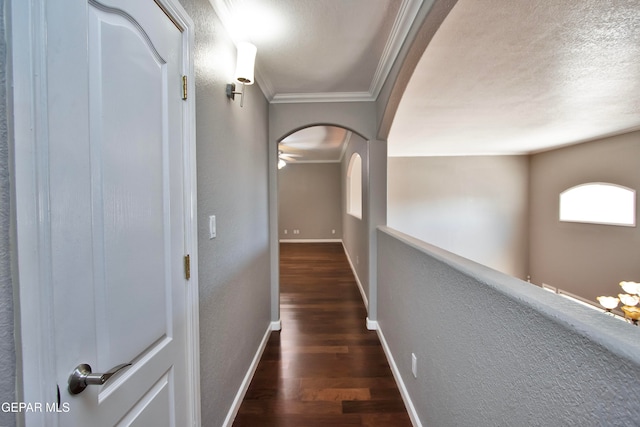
[560,182,636,227]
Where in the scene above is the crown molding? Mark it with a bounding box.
[211,0,424,105]
[369,0,424,99]
[270,91,374,104]
[284,160,342,164]
[208,0,274,101]
[269,0,423,104]
[254,66,275,101]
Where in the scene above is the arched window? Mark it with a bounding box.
[559,183,636,226]
[347,153,362,219]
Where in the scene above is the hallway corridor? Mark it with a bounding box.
[233,243,412,426]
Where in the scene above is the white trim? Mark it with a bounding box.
[270,91,374,104]
[254,65,275,102]
[279,238,342,243]
[366,317,378,331]
[376,324,423,427]
[11,0,57,425]
[346,153,363,219]
[156,0,202,425]
[207,0,422,104]
[285,160,341,164]
[342,241,368,309]
[337,131,352,163]
[368,0,423,99]
[222,323,273,427]
[260,0,423,104]
[388,151,531,157]
[270,320,282,331]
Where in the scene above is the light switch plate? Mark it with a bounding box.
[411,353,417,378]
[209,215,216,239]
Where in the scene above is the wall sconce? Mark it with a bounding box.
[226,42,257,108]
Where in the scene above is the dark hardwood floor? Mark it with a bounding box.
[233,242,412,427]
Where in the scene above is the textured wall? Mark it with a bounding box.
[269,102,377,143]
[176,0,271,425]
[278,163,342,240]
[378,226,640,426]
[530,132,640,302]
[0,0,17,424]
[341,134,369,300]
[388,155,530,279]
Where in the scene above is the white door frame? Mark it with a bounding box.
[10,0,201,425]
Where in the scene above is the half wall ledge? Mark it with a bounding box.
[377,225,640,425]
[377,225,640,366]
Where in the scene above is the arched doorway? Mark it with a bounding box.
[272,124,376,330]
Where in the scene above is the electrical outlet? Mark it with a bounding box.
[284,229,288,235]
[331,229,336,234]
[411,353,417,378]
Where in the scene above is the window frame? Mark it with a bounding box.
[559,182,636,227]
[346,153,363,219]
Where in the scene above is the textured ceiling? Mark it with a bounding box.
[213,0,640,158]
[388,0,640,156]
[211,0,420,102]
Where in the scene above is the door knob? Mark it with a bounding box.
[68,363,132,395]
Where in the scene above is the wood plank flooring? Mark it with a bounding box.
[233,243,412,427]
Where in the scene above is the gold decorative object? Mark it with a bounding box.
[596,281,640,325]
[621,306,640,325]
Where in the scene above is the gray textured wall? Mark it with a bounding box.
[341,134,370,301]
[530,132,640,302]
[177,0,271,425]
[0,0,17,424]
[388,155,530,279]
[378,226,640,426]
[278,163,342,240]
[269,102,377,143]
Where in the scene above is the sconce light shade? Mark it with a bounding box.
[234,42,257,85]
[227,42,257,107]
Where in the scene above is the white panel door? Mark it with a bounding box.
[47,1,191,425]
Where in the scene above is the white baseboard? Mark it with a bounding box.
[279,238,342,243]
[341,241,368,309]
[376,324,423,427]
[271,320,281,331]
[222,323,272,427]
[366,317,378,330]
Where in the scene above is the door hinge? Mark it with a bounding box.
[182,76,188,100]
[184,254,191,280]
